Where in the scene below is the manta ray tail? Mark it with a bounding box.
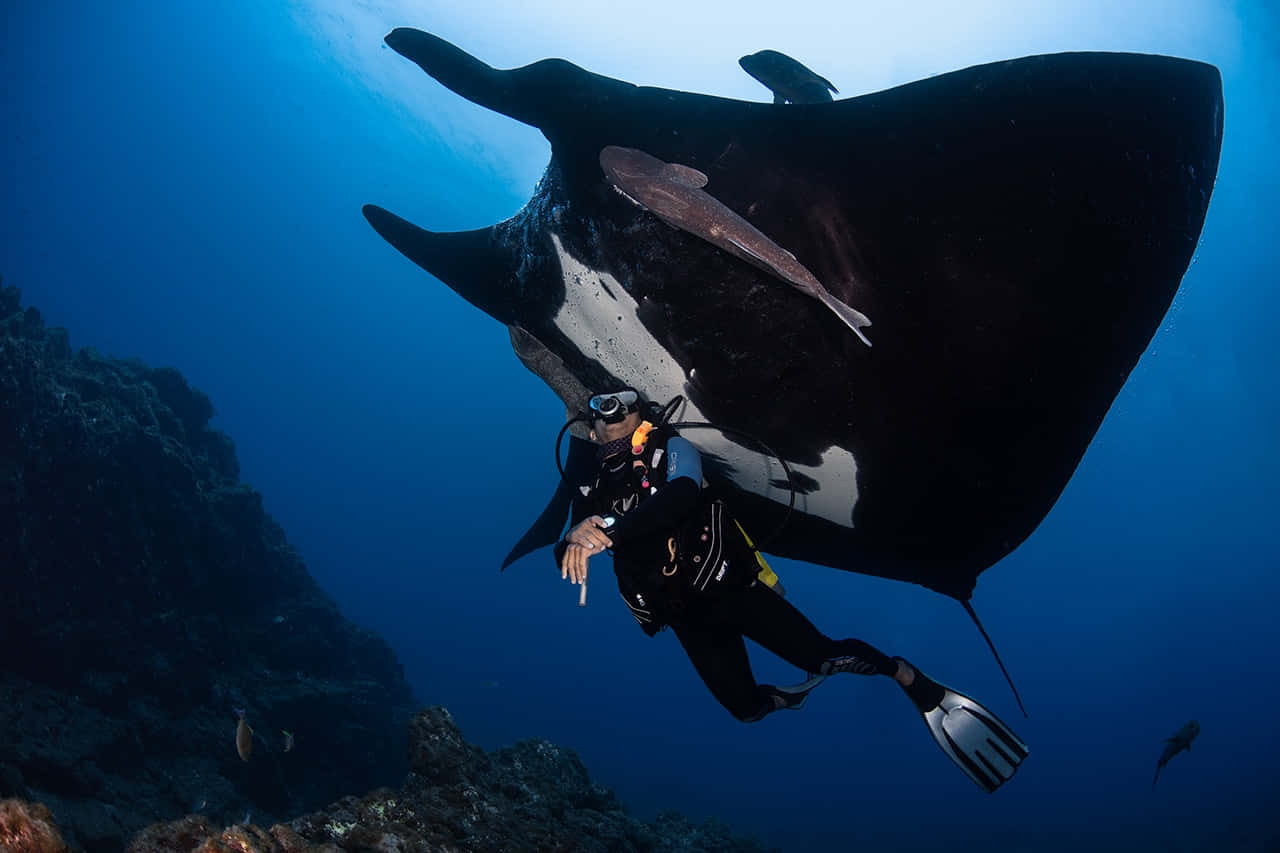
[962,599,1028,717]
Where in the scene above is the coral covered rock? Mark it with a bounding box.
[0,285,416,850]
[283,708,776,853]
[128,816,339,853]
[0,799,72,853]
[120,707,775,851]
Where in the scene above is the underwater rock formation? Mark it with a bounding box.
[0,799,73,853]
[0,285,776,852]
[128,707,775,852]
[13,709,776,852]
[0,284,416,850]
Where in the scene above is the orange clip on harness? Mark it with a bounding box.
[631,420,655,454]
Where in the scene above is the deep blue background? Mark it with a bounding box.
[4,1,1278,850]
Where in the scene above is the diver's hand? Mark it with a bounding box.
[567,516,614,552]
[561,516,613,585]
[561,543,593,585]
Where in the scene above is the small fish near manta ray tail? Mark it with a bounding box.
[739,49,839,104]
[1153,719,1200,786]
[361,32,1222,698]
[598,144,873,346]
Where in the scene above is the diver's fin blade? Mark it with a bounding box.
[899,662,1029,793]
[501,434,598,569]
[775,673,827,695]
[962,599,1028,717]
[937,694,1030,793]
[772,673,828,712]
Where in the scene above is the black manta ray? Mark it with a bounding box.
[362,30,1222,696]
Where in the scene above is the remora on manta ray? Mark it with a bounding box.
[598,145,873,346]
[738,49,839,104]
[361,29,1222,701]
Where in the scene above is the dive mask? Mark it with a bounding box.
[588,389,641,424]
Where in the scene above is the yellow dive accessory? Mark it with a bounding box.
[734,519,785,596]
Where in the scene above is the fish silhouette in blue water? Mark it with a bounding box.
[1154,719,1200,786]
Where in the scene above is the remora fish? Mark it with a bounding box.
[1153,719,1199,786]
[598,145,873,346]
[739,49,839,104]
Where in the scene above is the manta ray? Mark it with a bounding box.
[362,29,1222,704]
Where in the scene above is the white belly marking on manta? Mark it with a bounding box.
[548,233,862,527]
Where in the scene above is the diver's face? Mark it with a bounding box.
[590,411,642,443]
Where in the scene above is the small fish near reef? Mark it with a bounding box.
[282,730,294,753]
[234,708,253,761]
[1153,719,1199,786]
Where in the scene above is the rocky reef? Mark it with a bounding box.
[124,707,777,852]
[0,283,414,849]
[4,708,776,853]
[0,285,776,853]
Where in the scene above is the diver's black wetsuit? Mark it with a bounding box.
[557,425,897,721]
[671,578,897,720]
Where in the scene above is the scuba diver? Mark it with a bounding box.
[556,387,1029,793]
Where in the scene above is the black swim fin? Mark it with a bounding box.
[771,673,827,710]
[895,658,1029,793]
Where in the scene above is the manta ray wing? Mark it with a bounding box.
[365,31,1223,605]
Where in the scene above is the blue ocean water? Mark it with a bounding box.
[4,1,1278,851]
